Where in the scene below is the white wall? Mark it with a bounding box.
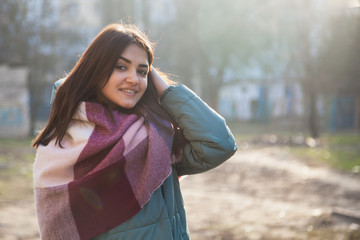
[219,82,304,121]
[0,65,30,138]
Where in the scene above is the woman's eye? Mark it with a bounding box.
[114,65,126,70]
[138,70,148,76]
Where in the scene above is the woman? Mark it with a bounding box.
[33,23,237,240]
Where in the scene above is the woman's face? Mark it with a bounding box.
[97,44,149,109]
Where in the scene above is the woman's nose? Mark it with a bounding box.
[126,69,138,84]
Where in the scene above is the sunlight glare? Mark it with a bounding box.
[348,0,360,8]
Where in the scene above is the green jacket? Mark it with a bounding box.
[52,82,237,240]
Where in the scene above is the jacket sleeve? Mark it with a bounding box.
[160,84,237,176]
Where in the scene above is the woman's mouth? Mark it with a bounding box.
[119,89,136,95]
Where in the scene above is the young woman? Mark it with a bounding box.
[33,23,237,240]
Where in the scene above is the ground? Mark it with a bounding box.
[182,147,360,240]
[0,146,360,240]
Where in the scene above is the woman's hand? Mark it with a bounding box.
[150,66,170,100]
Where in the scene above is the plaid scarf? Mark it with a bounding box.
[33,102,174,240]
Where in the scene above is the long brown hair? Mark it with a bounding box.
[32,23,183,153]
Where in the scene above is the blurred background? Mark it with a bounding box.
[0,0,359,239]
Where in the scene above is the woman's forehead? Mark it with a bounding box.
[118,44,149,66]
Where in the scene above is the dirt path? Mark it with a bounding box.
[181,147,360,240]
[1,146,359,240]
[0,202,39,240]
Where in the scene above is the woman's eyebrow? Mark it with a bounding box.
[119,56,149,68]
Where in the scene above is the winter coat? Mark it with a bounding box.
[51,82,237,240]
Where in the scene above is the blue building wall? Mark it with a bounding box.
[329,96,356,130]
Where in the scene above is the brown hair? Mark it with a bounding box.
[32,23,183,153]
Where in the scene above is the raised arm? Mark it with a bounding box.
[155,76,237,176]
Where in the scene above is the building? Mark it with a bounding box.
[0,65,30,138]
[218,82,303,121]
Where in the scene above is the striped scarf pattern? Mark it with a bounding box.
[33,102,174,240]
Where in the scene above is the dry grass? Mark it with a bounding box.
[0,139,35,206]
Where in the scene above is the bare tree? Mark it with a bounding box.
[317,9,360,130]
[0,0,84,135]
[0,0,56,134]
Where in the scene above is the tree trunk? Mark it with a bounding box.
[308,88,319,138]
[202,69,223,112]
[355,96,360,130]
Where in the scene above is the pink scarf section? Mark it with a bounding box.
[33,102,174,240]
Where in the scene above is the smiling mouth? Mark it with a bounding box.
[119,89,137,94]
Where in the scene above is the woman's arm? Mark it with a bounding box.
[158,82,237,176]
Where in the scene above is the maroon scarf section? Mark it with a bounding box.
[68,102,174,239]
